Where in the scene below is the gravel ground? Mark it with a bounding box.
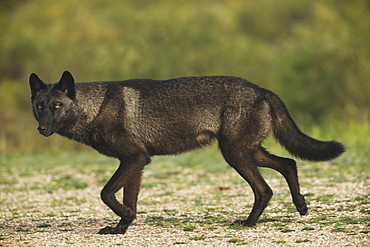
[1,165,369,246]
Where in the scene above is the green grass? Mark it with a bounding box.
[183,225,197,232]
[227,238,245,244]
[296,239,310,243]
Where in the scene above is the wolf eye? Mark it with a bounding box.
[37,104,43,110]
[54,103,61,109]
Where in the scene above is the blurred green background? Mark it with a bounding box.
[0,0,369,153]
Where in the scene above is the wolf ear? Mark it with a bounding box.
[29,73,47,98]
[56,71,76,100]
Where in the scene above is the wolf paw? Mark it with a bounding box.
[98,225,128,234]
[297,203,308,216]
[293,194,308,216]
[231,220,256,227]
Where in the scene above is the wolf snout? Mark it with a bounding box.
[37,124,46,133]
[37,125,53,137]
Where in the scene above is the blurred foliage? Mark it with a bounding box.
[0,0,369,153]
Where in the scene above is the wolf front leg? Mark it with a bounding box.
[98,153,150,234]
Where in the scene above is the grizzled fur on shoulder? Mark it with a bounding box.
[29,71,345,235]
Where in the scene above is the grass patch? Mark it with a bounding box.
[302,226,315,231]
[273,240,286,244]
[36,223,51,228]
[16,228,33,233]
[296,239,310,243]
[46,175,88,192]
[183,225,197,232]
[280,228,295,233]
[228,238,245,244]
[189,235,206,241]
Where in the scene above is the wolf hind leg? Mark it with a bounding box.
[256,148,308,216]
[220,142,273,226]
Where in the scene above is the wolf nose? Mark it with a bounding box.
[37,125,46,134]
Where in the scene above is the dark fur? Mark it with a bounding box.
[29,71,345,234]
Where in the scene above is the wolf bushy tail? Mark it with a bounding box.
[266,90,345,161]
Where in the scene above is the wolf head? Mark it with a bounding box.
[29,71,79,137]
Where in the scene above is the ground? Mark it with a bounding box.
[0,150,369,246]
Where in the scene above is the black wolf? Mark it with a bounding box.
[29,71,344,234]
